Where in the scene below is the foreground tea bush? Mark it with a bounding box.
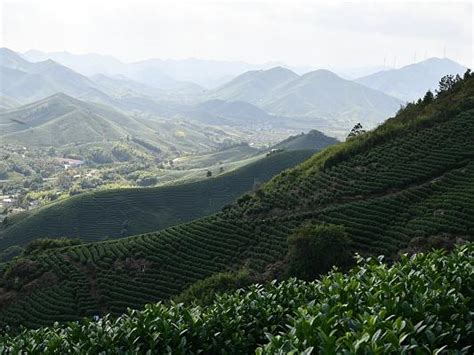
[260,244,474,354]
[1,244,472,354]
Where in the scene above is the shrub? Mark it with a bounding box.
[22,238,83,256]
[2,259,41,289]
[287,223,353,280]
[174,269,254,306]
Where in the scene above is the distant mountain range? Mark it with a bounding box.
[0,48,204,108]
[23,49,314,89]
[356,58,467,101]
[208,67,402,129]
[2,47,469,141]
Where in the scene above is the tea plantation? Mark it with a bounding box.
[1,244,472,353]
[0,72,473,330]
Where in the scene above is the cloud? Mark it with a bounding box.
[1,0,472,68]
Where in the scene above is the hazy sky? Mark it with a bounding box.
[1,0,472,69]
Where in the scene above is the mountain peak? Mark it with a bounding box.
[35,58,65,68]
[265,66,296,74]
[301,69,341,80]
[260,66,299,79]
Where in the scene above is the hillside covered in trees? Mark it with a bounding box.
[0,71,473,332]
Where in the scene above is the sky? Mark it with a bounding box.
[1,0,472,69]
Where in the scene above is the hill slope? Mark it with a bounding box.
[263,69,402,127]
[0,150,316,252]
[208,67,299,103]
[0,93,154,146]
[186,99,276,126]
[356,57,466,101]
[0,94,236,152]
[0,71,472,328]
[271,129,338,151]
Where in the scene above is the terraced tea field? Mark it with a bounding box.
[0,149,314,251]
[0,74,473,328]
[2,245,472,353]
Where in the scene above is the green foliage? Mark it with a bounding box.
[87,148,113,164]
[135,173,158,187]
[0,245,472,353]
[111,144,133,162]
[287,224,352,280]
[22,238,83,256]
[174,269,254,306]
[261,244,474,354]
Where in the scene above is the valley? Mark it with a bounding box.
[0,3,472,350]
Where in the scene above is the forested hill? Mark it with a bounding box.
[0,71,473,328]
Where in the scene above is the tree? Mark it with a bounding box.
[422,90,434,105]
[206,170,212,178]
[436,74,456,94]
[47,147,56,157]
[463,68,472,80]
[347,123,366,139]
[287,224,352,280]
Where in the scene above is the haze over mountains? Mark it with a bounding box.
[0,48,103,104]
[1,47,468,141]
[23,49,314,89]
